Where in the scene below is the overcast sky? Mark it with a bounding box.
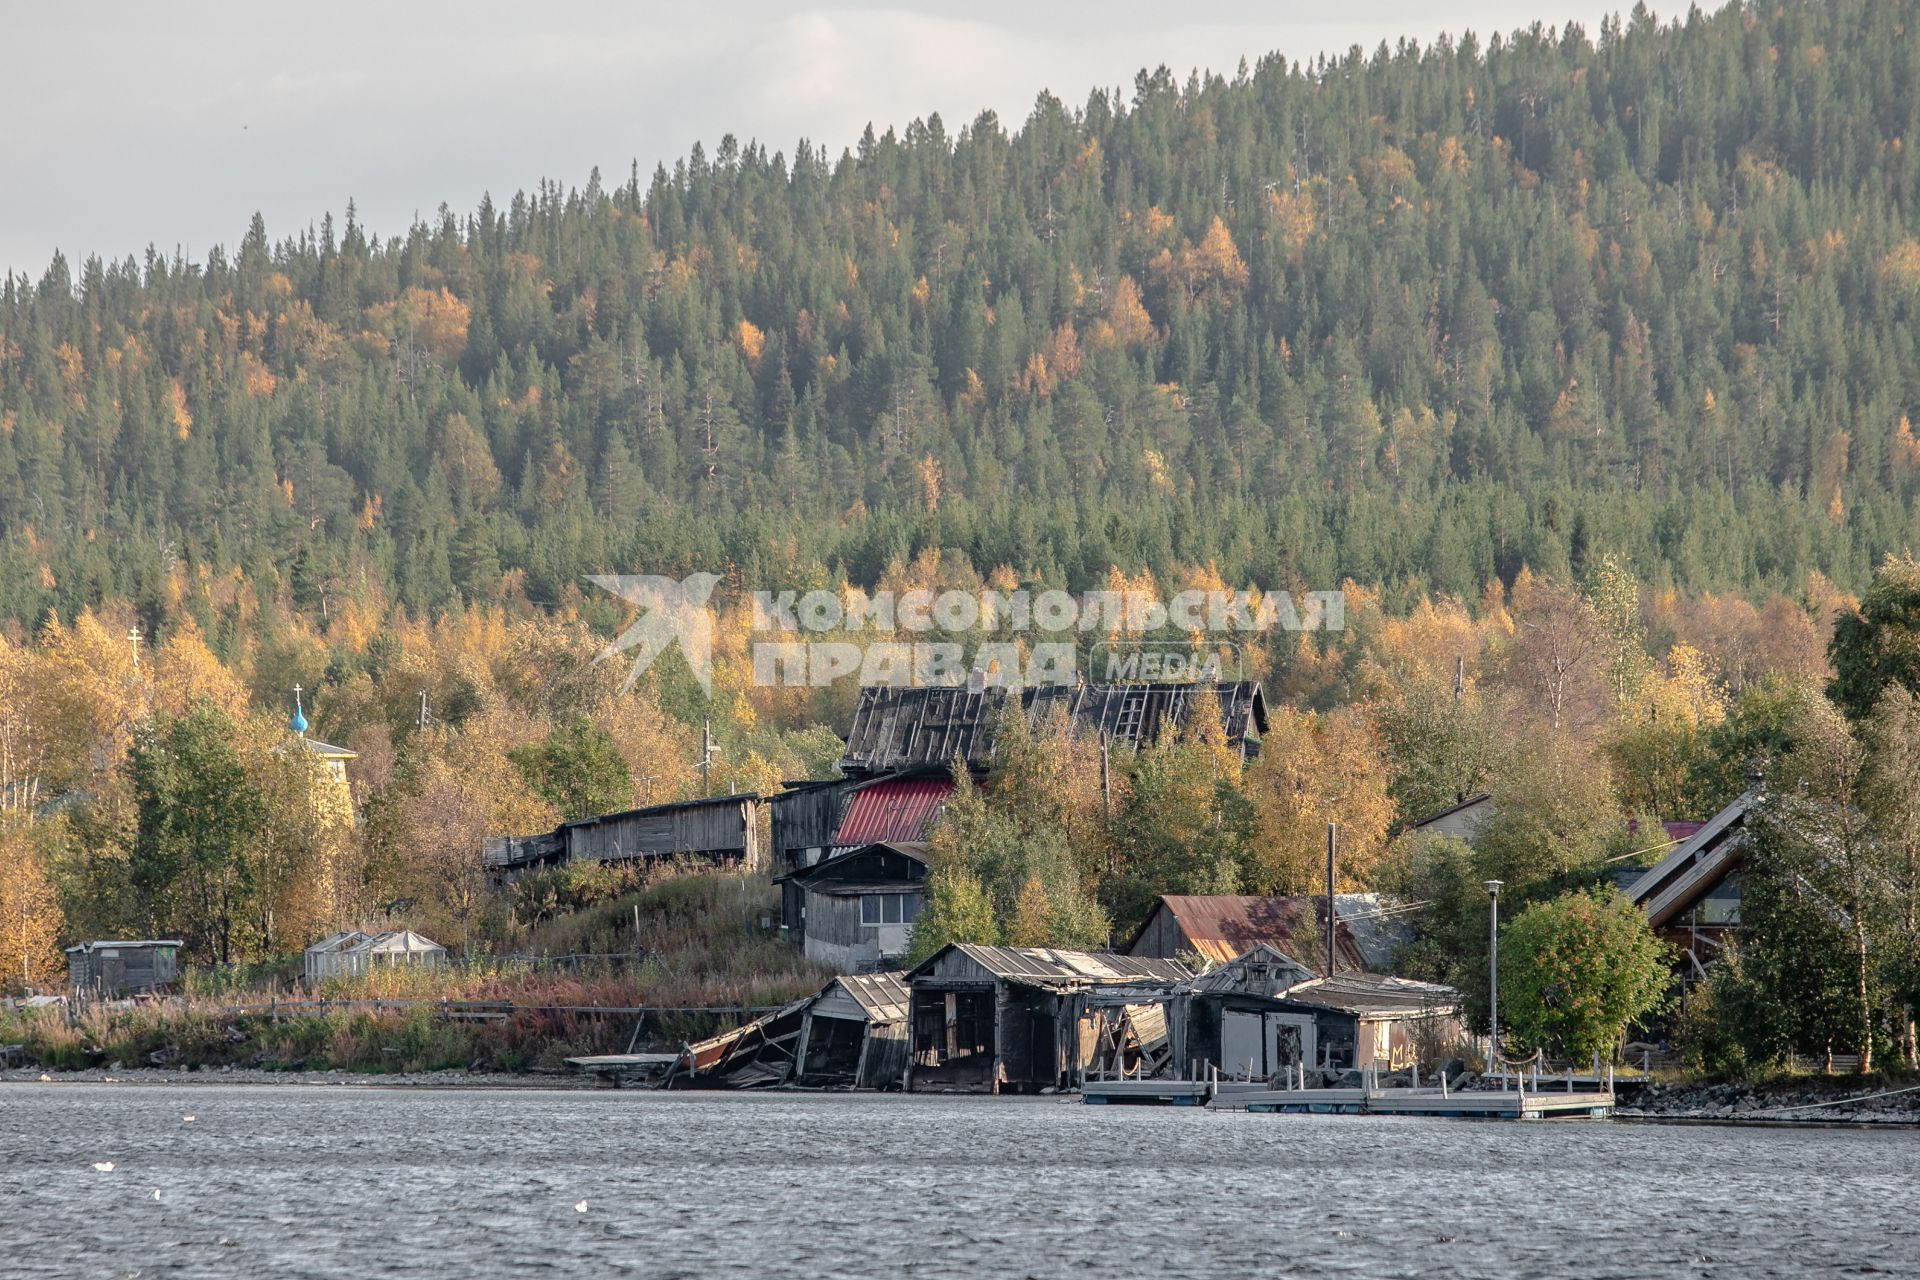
[3,2,1624,277]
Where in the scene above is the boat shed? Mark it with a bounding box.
[905,945,1191,1093]
[777,841,929,972]
[65,940,182,996]
[794,972,912,1089]
[1279,973,1463,1071]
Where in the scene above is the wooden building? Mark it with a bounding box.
[1399,792,1495,842]
[485,793,763,885]
[794,972,911,1089]
[1625,788,1755,979]
[905,944,1191,1093]
[1276,972,1462,1071]
[777,841,929,972]
[769,777,858,871]
[837,681,1269,781]
[1126,895,1367,972]
[1167,948,1461,1079]
[660,970,912,1090]
[65,940,182,996]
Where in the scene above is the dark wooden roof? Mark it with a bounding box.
[837,681,1268,777]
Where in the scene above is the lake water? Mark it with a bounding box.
[1,1083,1913,1278]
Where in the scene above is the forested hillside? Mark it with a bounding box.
[7,0,1920,634]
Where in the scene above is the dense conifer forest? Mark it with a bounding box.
[8,0,1920,632]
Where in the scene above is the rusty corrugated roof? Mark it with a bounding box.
[1136,895,1368,971]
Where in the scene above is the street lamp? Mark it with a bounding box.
[1483,879,1503,1073]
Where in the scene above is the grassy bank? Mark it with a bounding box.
[2,867,833,1075]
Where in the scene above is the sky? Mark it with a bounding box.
[1,1,1624,278]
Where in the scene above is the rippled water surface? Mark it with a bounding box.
[2,1083,1914,1278]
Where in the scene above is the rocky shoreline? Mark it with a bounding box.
[1616,1078,1920,1126]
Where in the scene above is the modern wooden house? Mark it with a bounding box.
[904,944,1191,1093]
[1624,788,1755,979]
[65,940,182,996]
[777,841,929,972]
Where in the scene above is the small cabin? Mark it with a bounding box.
[66,940,182,996]
[777,841,930,972]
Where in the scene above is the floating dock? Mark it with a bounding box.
[1085,1062,1615,1120]
[1219,1086,1614,1120]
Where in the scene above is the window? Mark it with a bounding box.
[861,893,924,927]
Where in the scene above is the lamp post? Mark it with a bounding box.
[1483,879,1503,1072]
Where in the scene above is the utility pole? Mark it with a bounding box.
[1325,822,1337,978]
[1485,879,1504,1072]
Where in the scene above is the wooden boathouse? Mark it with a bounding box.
[905,944,1191,1093]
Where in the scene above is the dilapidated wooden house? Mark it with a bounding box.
[905,944,1191,1093]
[484,793,763,885]
[837,681,1269,782]
[663,971,911,1090]
[768,777,859,871]
[776,841,929,972]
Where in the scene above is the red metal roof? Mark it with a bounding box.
[831,778,954,848]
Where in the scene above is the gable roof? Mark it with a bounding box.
[825,971,912,1023]
[909,943,1191,991]
[1281,972,1461,1018]
[830,777,954,849]
[1128,894,1368,970]
[1399,792,1494,838]
[775,840,929,886]
[1624,788,1757,929]
[1190,942,1320,996]
[837,682,1269,777]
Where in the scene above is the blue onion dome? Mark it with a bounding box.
[289,688,309,736]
